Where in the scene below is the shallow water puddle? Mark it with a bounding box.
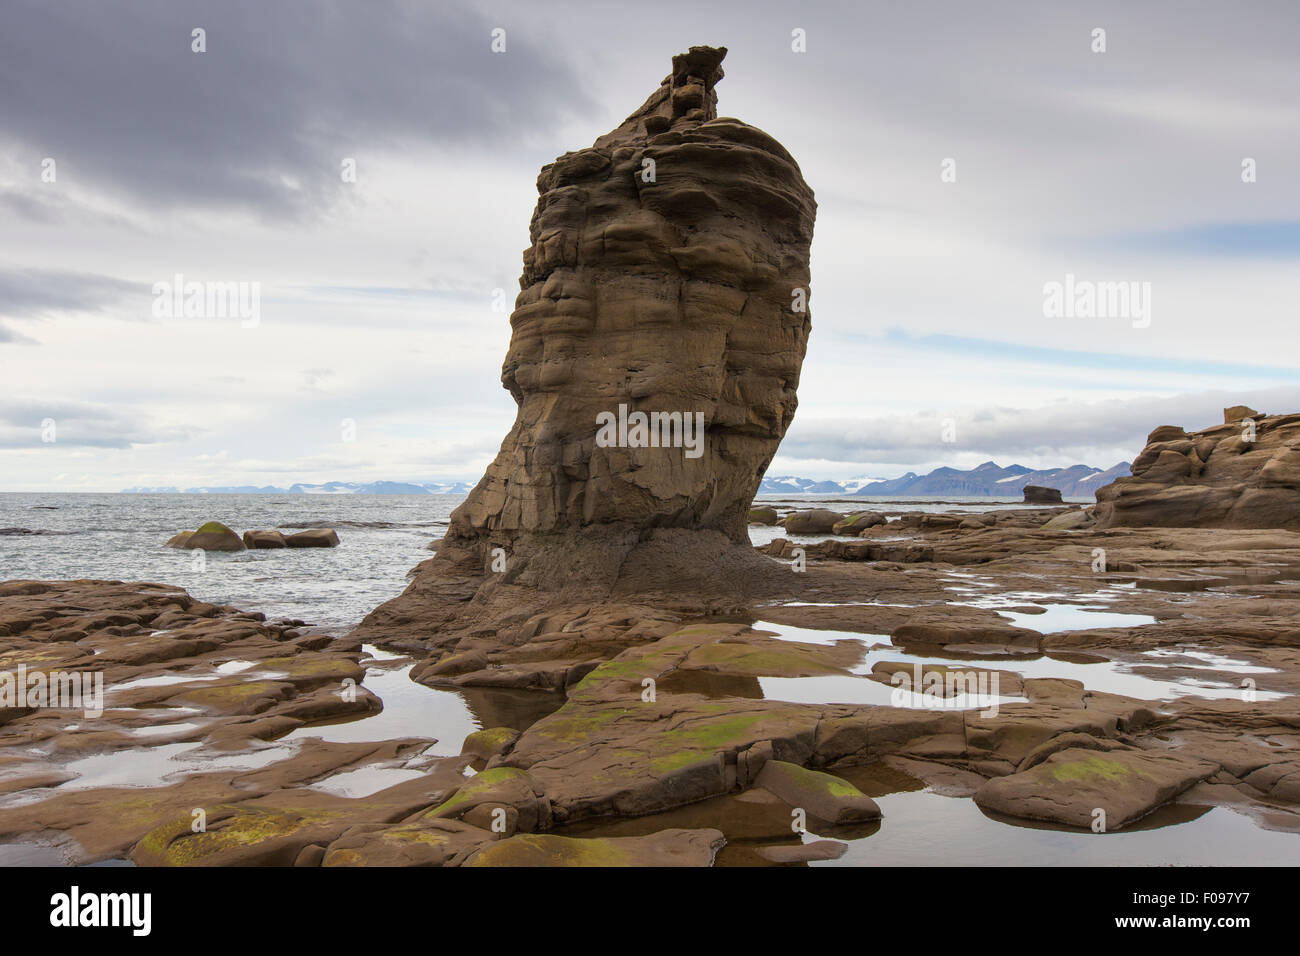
[128,721,204,738]
[308,765,428,798]
[285,658,562,755]
[214,660,259,675]
[1142,648,1278,674]
[811,789,1300,867]
[749,620,1285,701]
[0,741,299,801]
[759,674,1014,710]
[995,605,1157,633]
[560,762,1300,865]
[110,673,221,692]
[857,645,1284,702]
[285,663,479,752]
[750,619,887,647]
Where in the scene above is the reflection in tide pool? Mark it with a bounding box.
[286,650,562,754]
[750,618,1287,703]
[814,789,1300,867]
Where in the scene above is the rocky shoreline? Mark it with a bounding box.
[2,503,1299,865]
[2,46,1297,867]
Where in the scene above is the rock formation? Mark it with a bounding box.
[1095,407,1300,529]
[1021,485,1063,505]
[356,46,816,648]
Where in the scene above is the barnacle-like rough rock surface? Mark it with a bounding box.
[357,46,816,647]
[1095,408,1300,529]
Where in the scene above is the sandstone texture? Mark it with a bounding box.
[1095,408,1300,529]
[355,46,816,649]
[1022,485,1063,505]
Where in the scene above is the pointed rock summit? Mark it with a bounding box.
[357,46,816,648]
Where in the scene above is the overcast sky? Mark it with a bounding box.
[2,0,1297,491]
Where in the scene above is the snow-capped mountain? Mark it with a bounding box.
[753,461,1131,498]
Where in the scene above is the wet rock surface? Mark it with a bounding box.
[6,502,1300,864]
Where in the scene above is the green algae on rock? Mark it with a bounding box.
[462,828,725,867]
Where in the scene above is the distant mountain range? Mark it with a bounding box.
[120,480,476,495]
[759,461,1131,498]
[123,461,1130,498]
[758,475,889,495]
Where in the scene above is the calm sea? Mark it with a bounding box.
[0,492,1074,630]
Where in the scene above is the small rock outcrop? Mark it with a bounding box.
[1095,409,1300,529]
[167,521,245,552]
[285,529,340,548]
[356,46,816,647]
[783,508,840,534]
[1022,485,1063,505]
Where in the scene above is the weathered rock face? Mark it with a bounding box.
[356,46,815,646]
[1022,485,1063,505]
[1095,409,1300,529]
[454,45,814,547]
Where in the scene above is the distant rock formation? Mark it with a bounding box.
[356,46,817,647]
[1022,485,1063,505]
[1094,407,1300,529]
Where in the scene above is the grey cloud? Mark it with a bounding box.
[0,398,199,448]
[0,0,590,218]
[779,387,1300,465]
[0,322,38,344]
[0,267,146,320]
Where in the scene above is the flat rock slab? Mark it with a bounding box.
[974,747,1217,830]
[754,759,881,825]
[462,827,725,867]
[755,839,848,863]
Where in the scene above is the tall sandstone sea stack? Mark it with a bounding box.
[356,47,816,650]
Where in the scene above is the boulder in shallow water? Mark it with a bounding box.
[753,759,881,824]
[285,529,340,548]
[973,747,1216,830]
[1022,485,1063,505]
[833,511,885,534]
[167,521,245,551]
[242,530,287,549]
[784,509,841,534]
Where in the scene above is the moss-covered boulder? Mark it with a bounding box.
[748,506,779,525]
[167,521,245,551]
[322,819,492,867]
[461,726,520,763]
[973,747,1217,830]
[462,828,725,867]
[133,805,355,866]
[427,766,550,832]
[783,509,841,534]
[832,511,885,535]
[753,759,881,824]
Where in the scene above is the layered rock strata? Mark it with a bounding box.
[356,46,816,648]
[1095,407,1300,529]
